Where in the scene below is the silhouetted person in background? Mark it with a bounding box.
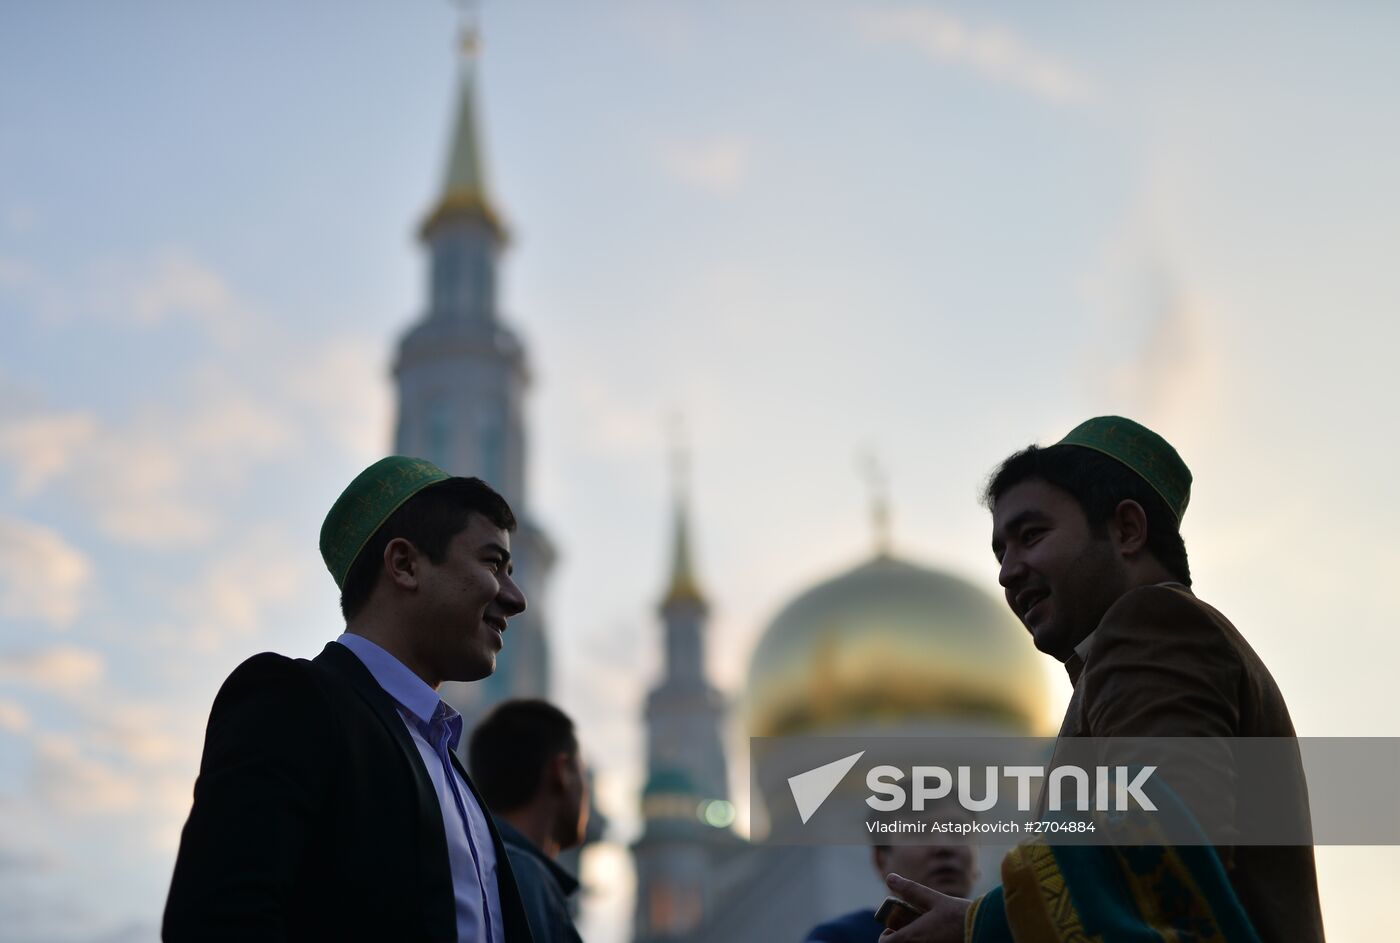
[471,699,589,943]
[805,819,977,943]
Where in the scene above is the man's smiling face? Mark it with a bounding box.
[415,512,527,685]
[990,478,1124,661]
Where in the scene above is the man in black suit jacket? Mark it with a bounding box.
[164,457,537,942]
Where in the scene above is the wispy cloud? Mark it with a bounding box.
[0,413,97,497]
[1111,271,1218,432]
[0,249,255,347]
[1077,195,1223,438]
[0,645,105,691]
[32,734,143,814]
[0,249,386,548]
[563,376,668,460]
[0,518,91,629]
[171,525,311,649]
[0,698,32,734]
[282,339,393,461]
[657,137,750,193]
[0,375,298,547]
[856,7,1093,104]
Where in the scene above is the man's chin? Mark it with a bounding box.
[1030,623,1074,661]
[449,654,496,683]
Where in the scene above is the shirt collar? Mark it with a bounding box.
[494,818,581,896]
[334,633,460,740]
[1062,581,1194,687]
[1064,630,1095,686]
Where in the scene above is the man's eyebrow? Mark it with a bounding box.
[481,542,512,562]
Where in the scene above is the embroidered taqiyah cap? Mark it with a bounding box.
[1057,416,1192,522]
[320,456,452,589]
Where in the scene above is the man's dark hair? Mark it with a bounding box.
[983,444,1191,586]
[469,699,578,813]
[339,477,517,622]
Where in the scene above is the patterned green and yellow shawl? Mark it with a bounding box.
[966,782,1260,943]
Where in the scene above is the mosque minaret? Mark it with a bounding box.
[632,475,742,942]
[392,36,555,730]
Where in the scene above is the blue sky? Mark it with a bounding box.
[2,2,1398,940]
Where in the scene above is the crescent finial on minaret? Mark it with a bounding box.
[858,449,892,557]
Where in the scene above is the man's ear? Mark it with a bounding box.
[549,751,579,794]
[1109,499,1150,557]
[384,538,422,591]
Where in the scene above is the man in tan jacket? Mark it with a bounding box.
[882,417,1323,943]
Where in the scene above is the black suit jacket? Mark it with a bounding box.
[164,641,535,943]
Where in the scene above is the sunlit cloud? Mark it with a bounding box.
[0,518,91,629]
[657,137,750,193]
[32,734,142,814]
[0,379,298,546]
[4,686,204,847]
[170,525,311,649]
[95,703,185,767]
[0,645,105,691]
[0,404,217,545]
[0,251,385,548]
[281,338,393,462]
[0,698,31,734]
[1077,205,1223,439]
[120,250,236,327]
[0,412,98,497]
[856,7,1093,104]
[564,377,667,459]
[98,250,254,347]
[0,248,257,350]
[1113,274,1220,435]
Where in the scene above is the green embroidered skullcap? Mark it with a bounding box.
[1057,416,1192,522]
[319,456,452,589]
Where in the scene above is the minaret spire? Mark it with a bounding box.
[859,450,892,557]
[662,418,705,609]
[420,0,507,242]
[635,422,735,941]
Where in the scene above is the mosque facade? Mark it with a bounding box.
[630,503,1048,942]
[396,47,1049,941]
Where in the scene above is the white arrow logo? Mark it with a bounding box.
[787,751,865,824]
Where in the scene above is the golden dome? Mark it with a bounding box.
[746,554,1047,737]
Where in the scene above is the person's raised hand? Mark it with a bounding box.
[878,872,971,943]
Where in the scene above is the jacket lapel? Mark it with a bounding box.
[313,642,456,939]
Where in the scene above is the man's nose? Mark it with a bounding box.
[998,550,1025,589]
[499,575,527,616]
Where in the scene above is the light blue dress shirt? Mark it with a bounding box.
[336,633,504,943]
